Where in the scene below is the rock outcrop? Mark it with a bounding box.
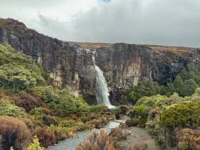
[0,18,200,104]
[0,18,95,97]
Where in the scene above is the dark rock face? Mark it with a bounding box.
[0,18,96,97]
[1,18,200,103]
[95,44,153,89]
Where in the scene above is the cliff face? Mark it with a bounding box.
[1,18,200,103]
[0,18,95,97]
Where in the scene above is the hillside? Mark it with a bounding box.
[0,43,114,149]
[0,18,199,150]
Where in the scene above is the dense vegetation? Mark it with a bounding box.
[0,43,199,150]
[0,44,113,150]
[126,90,200,149]
[125,64,200,104]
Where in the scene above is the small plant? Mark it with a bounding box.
[110,127,131,141]
[76,129,114,150]
[27,136,44,150]
[130,142,147,150]
[175,128,200,150]
[126,118,139,127]
[0,99,27,118]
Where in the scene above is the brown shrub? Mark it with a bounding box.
[126,119,139,127]
[176,128,200,150]
[130,142,147,150]
[0,116,30,150]
[33,127,56,148]
[76,129,114,150]
[110,127,131,141]
[41,115,57,126]
[119,105,130,115]
[148,109,159,120]
[0,90,10,100]
[12,92,45,112]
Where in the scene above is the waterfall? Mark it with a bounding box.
[92,53,116,109]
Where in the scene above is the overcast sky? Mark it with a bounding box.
[0,0,200,47]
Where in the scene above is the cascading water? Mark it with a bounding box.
[92,52,116,109]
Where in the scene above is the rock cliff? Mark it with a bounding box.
[0,18,200,103]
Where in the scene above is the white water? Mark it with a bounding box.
[92,54,116,109]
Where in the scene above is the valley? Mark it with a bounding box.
[0,18,199,150]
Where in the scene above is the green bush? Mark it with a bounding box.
[27,136,44,150]
[59,119,77,128]
[128,105,149,127]
[136,95,169,109]
[0,100,26,118]
[180,79,198,97]
[89,104,107,113]
[29,107,50,116]
[41,86,106,116]
[0,44,46,92]
[125,82,160,104]
[160,101,200,128]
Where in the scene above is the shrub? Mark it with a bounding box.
[76,129,114,150]
[41,86,91,116]
[34,127,56,147]
[146,115,160,138]
[0,99,26,118]
[126,82,160,104]
[29,107,50,116]
[180,79,198,97]
[12,92,45,112]
[89,104,107,114]
[126,118,139,127]
[110,127,131,141]
[160,102,200,128]
[128,105,149,127]
[112,105,130,119]
[130,142,147,150]
[59,119,77,128]
[0,116,30,150]
[175,128,200,150]
[133,105,149,118]
[136,95,168,108]
[46,125,77,141]
[27,136,44,150]
[41,115,57,126]
[0,44,46,92]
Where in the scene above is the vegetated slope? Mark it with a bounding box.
[126,92,200,150]
[0,43,46,92]
[0,18,199,150]
[0,43,114,150]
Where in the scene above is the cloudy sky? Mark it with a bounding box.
[0,0,200,47]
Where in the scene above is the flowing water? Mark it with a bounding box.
[95,65,116,109]
[92,54,116,109]
[46,52,116,150]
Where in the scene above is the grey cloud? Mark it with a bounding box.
[36,0,200,47]
[1,0,200,47]
[0,0,65,8]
